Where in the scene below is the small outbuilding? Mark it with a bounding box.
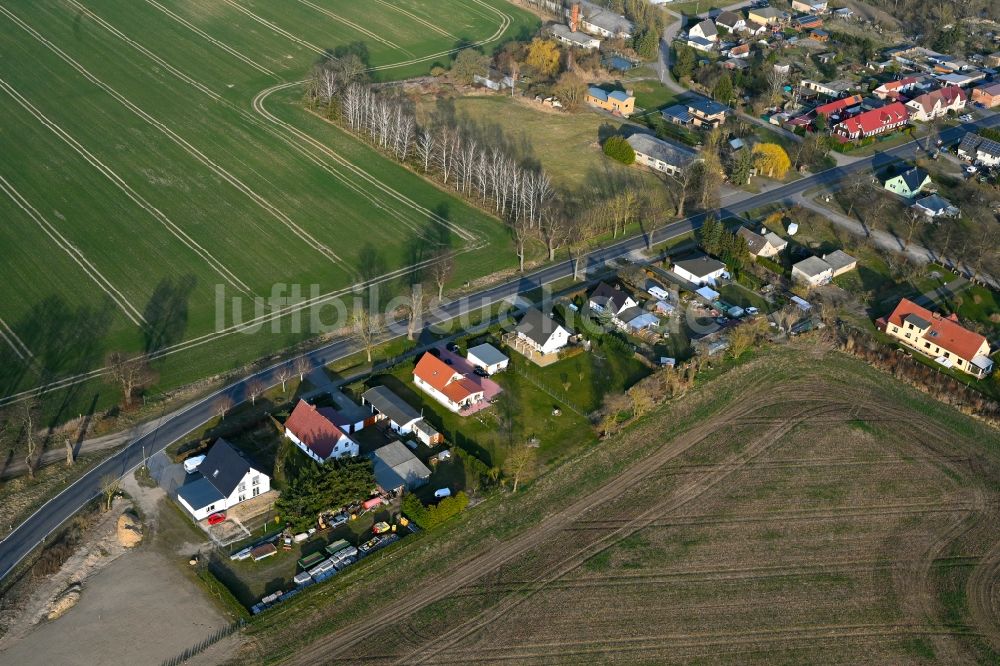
[466,343,509,375]
[370,441,432,494]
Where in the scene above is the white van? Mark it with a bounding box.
[183,454,206,474]
[434,488,452,499]
[648,285,670,300]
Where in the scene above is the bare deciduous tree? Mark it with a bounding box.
[295,356,312,382]
[246,379,266,406]
[17,400,38,480]
[351,308,383,364]
[101,473,121,512]
[275,366,292,393]
[106,351,152,408]
[216,395,235,421]
[430,251,454,301]
[503,444,536,493]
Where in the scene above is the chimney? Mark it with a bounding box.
[570,3,580,32]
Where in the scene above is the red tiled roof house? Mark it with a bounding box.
[834,102,909,140]
[412,353,485,414]
[905,86,967,121]
[880,298,994,378]
[284,400,360,462]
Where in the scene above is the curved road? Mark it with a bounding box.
[0,113,996,583]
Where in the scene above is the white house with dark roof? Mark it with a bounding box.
[673,256,727,286]
[515,308,571,355]
[625,134,696,176]
[176,439,270,521]
[689,19,719,43]
[957,133,1000,166]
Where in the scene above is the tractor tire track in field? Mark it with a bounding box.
[0,74,253,297]
[453,555,982,595]
[139,0,277,77]
[219,0,325,54]
[398,400,858,665]
[293,0,409,55]
[12,1,348,270]
[66,0,480,248]
[426,624,985,664]
[371,0,456,40]
[967,537,1000,652]
[565,500,980,531]
[0,317,34,361]
[0,174,146,327]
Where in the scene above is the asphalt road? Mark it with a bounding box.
[1,113,997,583]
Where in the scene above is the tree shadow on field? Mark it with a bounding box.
[356,242,389,309]
[143,275,197,355]
[403,203,454,288]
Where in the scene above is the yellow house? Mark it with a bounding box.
[747,7,786,25]
[585,86,635,117]
[881,298,993,378]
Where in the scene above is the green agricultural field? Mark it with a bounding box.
[0,0,538,414]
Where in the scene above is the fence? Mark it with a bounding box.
[160,619,245,666]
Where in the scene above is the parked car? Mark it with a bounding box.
[207,512,226,525]
[405,439,419,451]
[473,366,489,378]
[328,513,348,529]
[372,521,392,534]
[746,306,760,315]
[959,114,973,122]
[434,488,452,499]
[446,342,460,353]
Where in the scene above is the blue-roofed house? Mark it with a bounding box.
[585,86,635,117]
[176,439,271,521]
[686,97,729,127]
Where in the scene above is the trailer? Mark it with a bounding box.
[297,551,325,571]
[251,543,277,561]
[324,539,351,556]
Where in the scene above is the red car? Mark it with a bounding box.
[207,512,226,525]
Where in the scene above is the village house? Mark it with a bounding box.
[550,23,602,50]
[972,81,1000,108]
[937,71,985,88]
[737,226,787,258]
[569,0,634,39]
[792,0,828,12]
[813,94,864,122]
[834,101,908,140]
[715,10,745,33]
[957,133,1000,166]
[585,87,635,117]
[361,385,443,446]
[872,76,926,100]
[726,43,751,59]
[673,255,727,286]
[515,308,572,356]
[176,439,271,521]
[748,7,787,25]
[689,18,719,43]
[911,194,960,218]
[880,298,993,378]
[625,133,696,176]
[882,167,932,198]
[905,86,967,121]
[791,250,855,287]
[412,352,485,414]
[809,29,829,43]
[801,79,855,98]
[284,399,360,463]
[473,69,514,92]
[588,281,639,325]
[793,14,823,30]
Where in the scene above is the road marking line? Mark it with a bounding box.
[0,174,147,327]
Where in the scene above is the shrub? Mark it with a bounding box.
[603,136,635,165]
[402,492,470,530]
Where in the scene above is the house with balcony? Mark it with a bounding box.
[880,298,993,378]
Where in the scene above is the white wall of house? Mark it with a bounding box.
[413,375,484,413]
[674,265,726,286]
[177,495,221,522]
[467,353,509,375]
[285,428,359,462]
[226,469,271,505]
[792,266,832,286]
[521,326,571,355]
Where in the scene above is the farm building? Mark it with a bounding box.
[550,23,601,50]
[792,256,834,286]
[176,439,271,521]
[370,441,432,494]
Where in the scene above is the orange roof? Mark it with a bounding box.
[886,298,987,361]
[284,400,348,459]
[413,353,482,404]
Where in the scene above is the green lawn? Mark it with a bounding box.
[0,0,538,416]
[719,283,770,312]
